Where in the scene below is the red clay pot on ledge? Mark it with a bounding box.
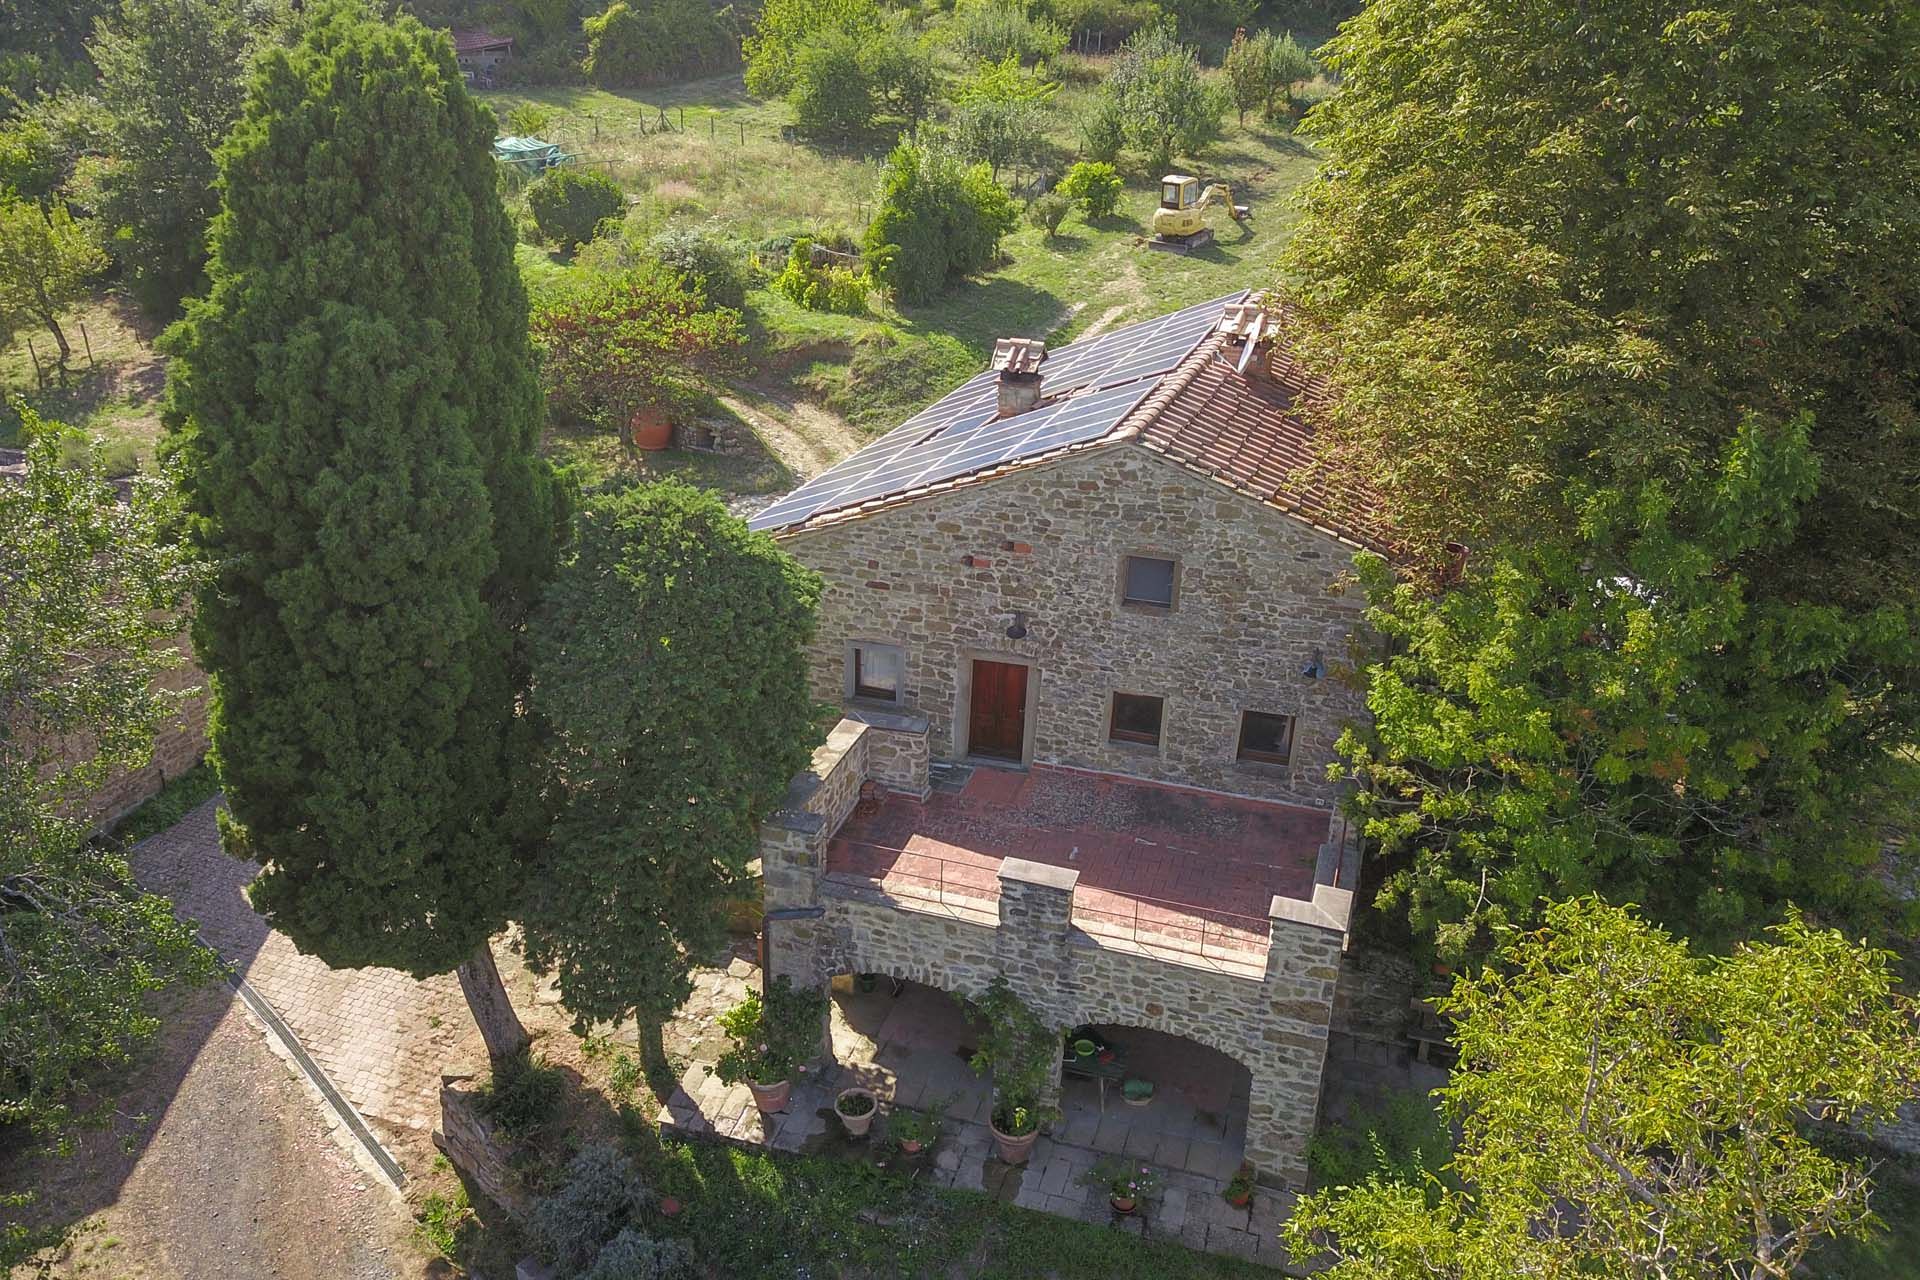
[747,1079,792,1113]
[629,404,673,451]
[1110,1195,1137,1215]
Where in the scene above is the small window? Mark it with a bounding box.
[1109,692,1165,746]
[1121,555,1177,609]
[850,643,903,703]
[1237,710,1296,766]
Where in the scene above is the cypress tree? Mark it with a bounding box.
[161,0,562,1062]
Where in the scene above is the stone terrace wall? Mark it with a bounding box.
[51,627,209,828]
[779,444,1371,809]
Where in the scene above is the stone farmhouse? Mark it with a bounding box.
[745,293,1387,1188]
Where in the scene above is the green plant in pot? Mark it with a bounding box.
[835,1086,877,1137]
[1083,1155,1162,1215]
[888,1099,947,1155]
[1122,1077,1154,1107]
[1224,1161,1256,1207]
[715,977,827,1113]
[960,977,1060,1165]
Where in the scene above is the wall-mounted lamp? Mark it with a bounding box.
[1006,611,1029,641]
[1300,646,1325,680]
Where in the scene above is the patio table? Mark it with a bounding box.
[1062,1046,1128,1113]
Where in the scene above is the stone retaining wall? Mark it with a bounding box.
[435,1071,534,1217]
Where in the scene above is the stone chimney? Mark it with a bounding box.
[1217,297,1275,381]
[991,337,1046,418]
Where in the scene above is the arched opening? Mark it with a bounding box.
[1058,1024,1252,1181]
[825,975,1256,1185]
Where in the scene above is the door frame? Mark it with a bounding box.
[956,650,1038,766]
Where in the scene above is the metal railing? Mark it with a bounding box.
[823,838,1274,964]
[1071,892,1272,964]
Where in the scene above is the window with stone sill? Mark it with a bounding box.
[848,642,904,704]
[1109,691,1165,747]
[1237,710,1295,766]
[1120,555,1178,611]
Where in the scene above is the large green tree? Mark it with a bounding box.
[1,416,219,1269]
[161,0,563,1063]
[1340,419,1919,961]
[1280,0,1920,953]
[1284,898,1920,1280]
[523,482,820,1075]
[88,0,269,317]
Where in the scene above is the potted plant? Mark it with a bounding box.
[1223,1162,1256,1208]
[1122,1077,1154,1108]
[888,1103,945,1155]
[715,977,828,1114]
[1083,1156,1161,1215]
[960,977,1061,1166]
[835,1086,877,1137]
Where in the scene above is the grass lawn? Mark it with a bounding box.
[0,290,168,473]
[484,66,1323,444]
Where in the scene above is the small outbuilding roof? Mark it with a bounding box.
[451,28,514,54]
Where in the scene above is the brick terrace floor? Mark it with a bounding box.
[825,764,1329,957]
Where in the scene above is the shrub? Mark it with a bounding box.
[1027,191,1071,237]
[1100,23,1225,170]
[949,0,1067,65]
[529,265,744,427]
[959,976,1059,1133]
[580,1227,696,1280]
[505,104,554,137]
[1305,1089,1453,1201]
[475,1052,564,1138]
[947,97,1049,182]
[1039,0,1160,44]
[1058,160,1123,218]
[863,139,1018,304]
[646,226,748,310]
[743,0,883,98]
[788,25,876,137]
[582,0,736,87]
[714,976,828,1086]
[531,1145,656,1277]
[772,238,871,314]
[1076,95,1126,163]
[528,169,625,250]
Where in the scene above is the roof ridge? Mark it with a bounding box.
[1106,330,1225,444]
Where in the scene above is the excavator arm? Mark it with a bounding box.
[1196,183,1250,221]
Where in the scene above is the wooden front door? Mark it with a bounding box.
[967,660,1028,761]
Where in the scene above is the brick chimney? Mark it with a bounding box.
[991,337,1046,418]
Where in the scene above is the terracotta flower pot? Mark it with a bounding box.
[836,1087,877,1137]
[989,1116,1039,1165]
[1226,1189,1252,1208]
[659,1196,682,1218]
[748,1079,792,1113]
[899,1138,924,1155]
[1110,1195,1137,1215]
[629,404,673,451]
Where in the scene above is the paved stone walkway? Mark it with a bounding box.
[132,799,478,1157]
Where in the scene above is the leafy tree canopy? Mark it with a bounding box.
[1340,417,1920,960]
[741,0,881,99]
[527,166,624,250]
[1099,22,1224,172]
[863,138,1017,303]
[88,0,271,317]
[161,0,562,1056]
[0,417,219,1267]
[522,481,821,1067]
[0,194,107,371]
[1285,898,1920,1280]
[1283,0,1920,959]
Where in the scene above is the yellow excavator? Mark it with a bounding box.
[1148,175,1251,253]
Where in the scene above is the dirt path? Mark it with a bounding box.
[718,386,866,482]
[10,985,430,1280]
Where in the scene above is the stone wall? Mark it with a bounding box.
[436,1071,534,1217]
[777,444,1371,810]
[56,628,209,829]
[760,735,1352,1190]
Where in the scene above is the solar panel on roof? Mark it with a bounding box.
[748,291,1245,532]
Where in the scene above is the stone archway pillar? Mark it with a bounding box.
[1246,884,1353,1188]
[996,858,1078,1109]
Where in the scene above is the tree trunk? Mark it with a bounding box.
[636,1017,677,1101]
[44,313,71,370]
[456,941,529,1066]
